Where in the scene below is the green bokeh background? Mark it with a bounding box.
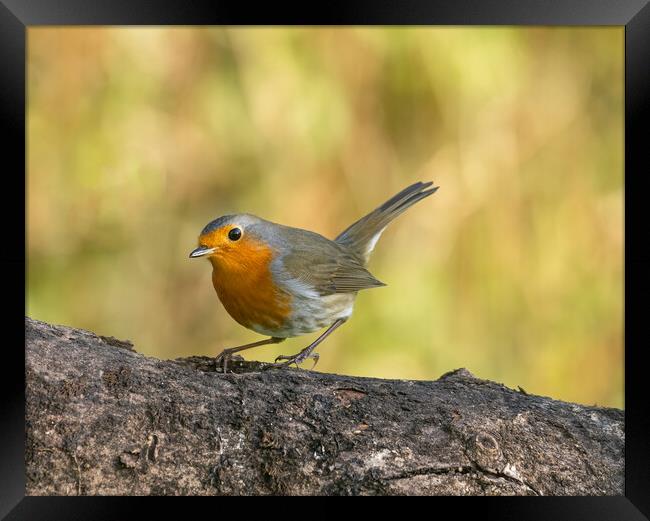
[27,27,623,407]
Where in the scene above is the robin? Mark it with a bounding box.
[190,181,438,371]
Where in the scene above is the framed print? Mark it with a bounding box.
[2,0,649,517]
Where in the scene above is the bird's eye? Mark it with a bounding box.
[228,228,242,241]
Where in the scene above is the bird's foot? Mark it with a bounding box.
[213,350,244,373]
[270,352,320,370]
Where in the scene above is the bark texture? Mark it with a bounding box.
[25,317,624,496]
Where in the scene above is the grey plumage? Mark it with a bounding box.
[201,215,235,235]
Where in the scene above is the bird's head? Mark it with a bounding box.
[189,214,270,269]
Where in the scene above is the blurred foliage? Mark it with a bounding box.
[27,27,623,407]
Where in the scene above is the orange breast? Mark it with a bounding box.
[209,238,291,332]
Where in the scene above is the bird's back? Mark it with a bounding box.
[258,220,386,295]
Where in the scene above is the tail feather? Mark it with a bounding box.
[335,181,438,263]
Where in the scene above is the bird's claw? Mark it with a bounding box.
[214,350,244,373]
[270,352,320,370]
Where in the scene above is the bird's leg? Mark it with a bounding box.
[215,337,285,373]
[271,318,347,369]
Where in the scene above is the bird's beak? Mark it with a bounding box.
[189,246,216,258]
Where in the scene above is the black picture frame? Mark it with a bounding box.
[2,0,648,517]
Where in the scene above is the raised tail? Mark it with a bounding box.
[335,181,438,263]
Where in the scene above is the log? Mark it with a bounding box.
[25,317,624,496]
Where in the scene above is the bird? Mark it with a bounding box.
[189,180,438,371]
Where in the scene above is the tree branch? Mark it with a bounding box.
[25,317,623,495]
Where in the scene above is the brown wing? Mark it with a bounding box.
[272,228,386,296]
[329,252,387,294]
